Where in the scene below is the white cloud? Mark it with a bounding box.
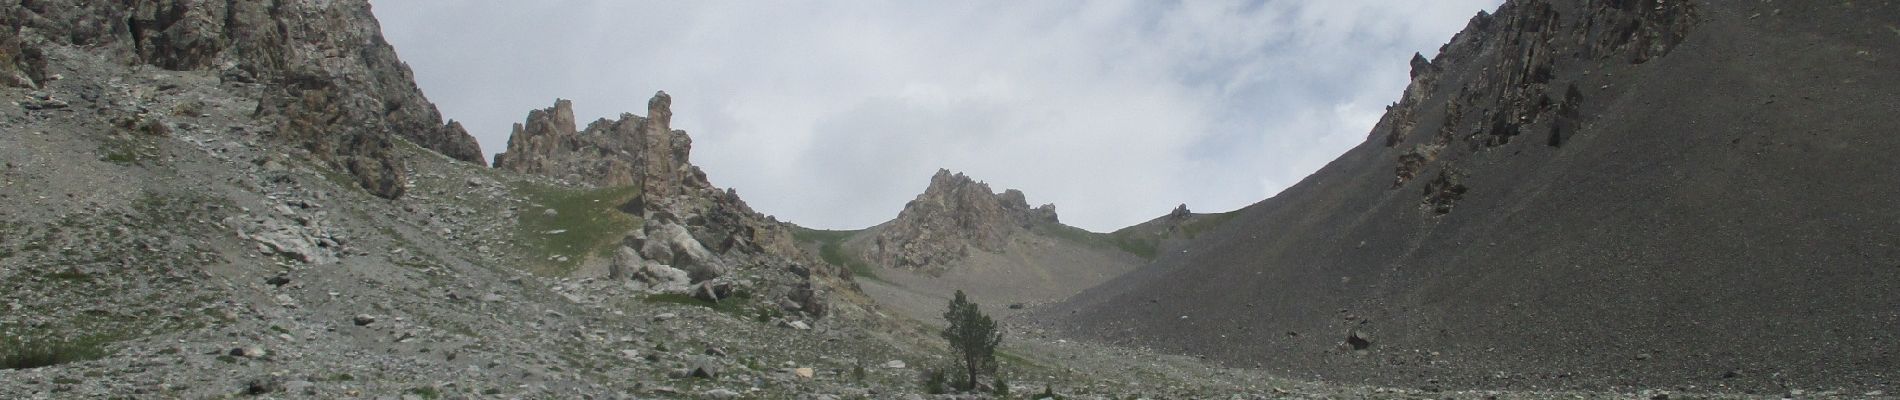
[371,0,1501,231]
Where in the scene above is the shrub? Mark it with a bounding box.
[921,367,949,394]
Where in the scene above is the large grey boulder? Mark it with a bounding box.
[641,222,722,281]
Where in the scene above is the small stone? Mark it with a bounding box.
[1634,353,1651,360]
[689,357,721,379]
[777,320,811,330]
[352,314,376,326]
[230,346,267,358]
[542,208,559,217]
[284,380,314,395]
[653,313,677,322]
[883,359,906,369]
[702,388,740,399]
[793,368,814,379]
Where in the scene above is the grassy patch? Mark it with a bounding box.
[405,386,441,399]
[1180,210,1240,237]
[45,270,92,283]
[510,183,643,276]
[1,334,116,370]
[791,228,884,281]
[642,292,753,315]
[996,349,1046,370]
[97,138,151,165]
[1102,210,1241,260]
[1028,222,1134,258]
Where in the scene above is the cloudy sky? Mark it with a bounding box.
[371,1,1501,232]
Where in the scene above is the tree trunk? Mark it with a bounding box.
[965,356,979,391]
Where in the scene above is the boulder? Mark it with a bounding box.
[637,263,693,293]
[691,281,736,303]
[688,357,721,379]
[647,223,722,281]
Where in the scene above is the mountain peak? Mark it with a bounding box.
[868,169,1056,270]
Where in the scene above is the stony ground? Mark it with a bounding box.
[0,40,1837,400]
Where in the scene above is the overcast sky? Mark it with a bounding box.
[371,1,1501,232]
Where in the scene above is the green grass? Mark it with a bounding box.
[45,270,92,283]
[642,292,753,315]
[1101,210,1242,260]
[1028,221,1135,258]
[97,139,149,165]
[1,334,116,370]
[510,183,643,276]
[995,349,1045,370]
[1179,210,1240,237]
[405,386,441,399]
[790,228,885,282]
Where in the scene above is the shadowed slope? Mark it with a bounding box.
[1048,0,1900,393]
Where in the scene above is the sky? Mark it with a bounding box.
[371,0,1502,232]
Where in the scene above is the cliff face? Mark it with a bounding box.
[0,0,484,198]
[492,93,694,199]
[1379,0,1695,212]
[867,169,1058,270]
[1052,0,1900,392]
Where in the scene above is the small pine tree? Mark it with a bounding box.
[941,290,1003,392]
[994,374,1011,396]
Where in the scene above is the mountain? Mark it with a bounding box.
[0,2,905,398]
[865,169,1060,271]
[1,0,482,200]
[1047,0,1900,393]
[797,170,1158,322]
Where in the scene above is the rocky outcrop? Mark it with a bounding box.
[497,92,843,317]
[1374,0,1695,211]
[868,169,1059,270]
[0,0,485,198]
[492,93,694,198]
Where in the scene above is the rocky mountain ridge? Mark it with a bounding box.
[866,169,1059,271]
[0,0,483,199]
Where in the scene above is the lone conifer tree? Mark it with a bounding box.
[940,290,1002,391]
